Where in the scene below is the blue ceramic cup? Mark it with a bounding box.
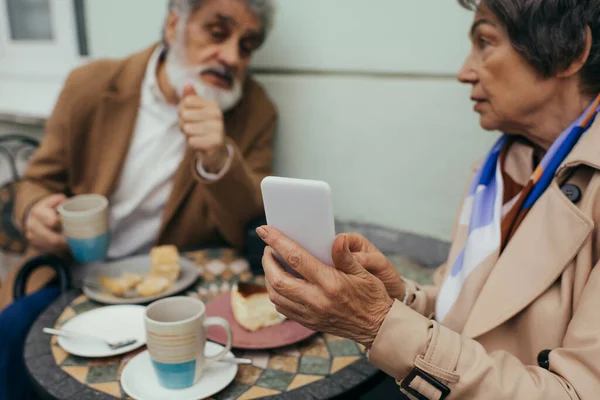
[57,194,110,263]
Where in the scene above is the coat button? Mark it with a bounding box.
[538,349,551,370]
[561,184,581,203]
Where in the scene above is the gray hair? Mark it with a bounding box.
[458,0,600,96]
[166,0,275,46]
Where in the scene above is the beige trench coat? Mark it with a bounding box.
[369,118,600,399]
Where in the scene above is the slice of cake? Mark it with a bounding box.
[150,245,181,282]
[231,282,286,332]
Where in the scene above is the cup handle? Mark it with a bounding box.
[204,317,233,361]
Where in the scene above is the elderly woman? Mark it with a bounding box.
[257,1,600,399]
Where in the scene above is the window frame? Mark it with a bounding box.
[0,0,88,79]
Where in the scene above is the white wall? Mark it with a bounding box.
[84,0,496,240]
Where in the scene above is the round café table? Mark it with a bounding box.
[24,224,447,400]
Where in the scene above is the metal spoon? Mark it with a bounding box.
[43,328,138,350]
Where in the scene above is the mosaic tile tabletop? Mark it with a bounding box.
[34,248,434,400]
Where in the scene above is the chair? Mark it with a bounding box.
[0,134,76,299]
[0,134,39,256]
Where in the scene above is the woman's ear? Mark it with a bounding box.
[558,26,592,78]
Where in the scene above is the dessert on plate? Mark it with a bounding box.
[231,282,286,332]
[149,245,181,282]
[98,245,181,297]
[99,273,142,297]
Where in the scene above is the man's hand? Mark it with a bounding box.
[178,84,229,172]
[25,194,68,254]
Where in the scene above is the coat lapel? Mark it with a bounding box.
[91,93,141,197]
[461,182,593,338]
[158,147,196,238]
[88,45,157,197]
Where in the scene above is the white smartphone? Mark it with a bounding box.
[261,176,336,271]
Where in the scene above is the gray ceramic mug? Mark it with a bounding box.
[57,194,110,263]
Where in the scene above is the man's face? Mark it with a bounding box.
[164,0,264,110]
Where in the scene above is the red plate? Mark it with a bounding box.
[205,292,316,350]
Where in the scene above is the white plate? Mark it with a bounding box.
[82,255,199,305]
[58,305,146,358]
[121,343,237,400]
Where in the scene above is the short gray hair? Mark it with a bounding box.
[167,0,276,44]
[458,0,600,96]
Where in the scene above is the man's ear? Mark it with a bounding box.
[163,10,180,49]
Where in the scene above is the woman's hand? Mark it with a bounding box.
[345,233,406,300]
[257,227,394,348]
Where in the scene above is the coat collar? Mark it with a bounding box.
[455,118,600,338]
[460,180,593,338]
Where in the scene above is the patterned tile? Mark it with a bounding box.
[298,357,332,376]
[327,340,361,357]
[51,345,69,365]
[89,382,122,397]
[220,249,237,261]
[242,352,270,370]
[235,365,263,386]
[70,295,88,306]
[273,345,301,357]
[322,333,346,342]
[90,356,123,367]
[268,355,299,373]
[61,354,91,367]
[287,374,324,391]
[238,386,280,400]
[253,275,265,285]
[230,259,250,275]
[239,271,252,282]
[206,260,227,275]
[222,270,234,281]
[56,307,76,325]
[87,364,119,384]
[62,366,89,383]
[213,381,251,400]
[72,300,102,315]
[256,369,294,391]
[299,338,330,358]
[331,356,361,373]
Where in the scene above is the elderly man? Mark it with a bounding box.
[0,0,277,309]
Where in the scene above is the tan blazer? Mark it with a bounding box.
[369,118,600,399]
[1,45,276,307]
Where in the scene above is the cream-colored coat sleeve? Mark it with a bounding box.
[368,262,600,400]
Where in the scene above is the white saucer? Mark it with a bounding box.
[121,343,238,400]
[58,305,146,358]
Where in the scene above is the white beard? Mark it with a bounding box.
[164,41,243,112]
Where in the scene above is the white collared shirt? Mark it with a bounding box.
[107,47,231,259]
